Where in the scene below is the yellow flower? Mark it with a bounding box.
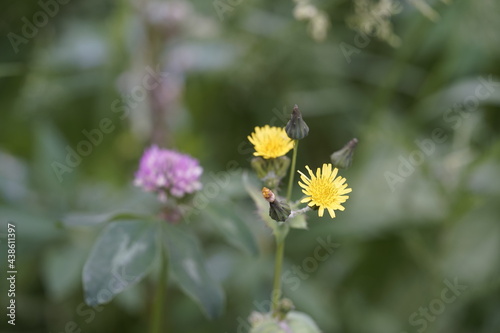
[298,163,352,218]
[248,125,294,159]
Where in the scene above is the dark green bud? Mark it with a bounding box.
[330,138,358,169]
[285,105,309,140]
[262,187,291,222]
[269,200,291,222]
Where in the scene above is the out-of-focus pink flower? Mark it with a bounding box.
[134,145,202,202]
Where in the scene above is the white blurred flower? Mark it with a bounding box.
[293,0,330,42]
[347,0,402,47]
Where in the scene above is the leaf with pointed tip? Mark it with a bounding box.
[164,224,224,319]
[288,212,308,229]
[83,220,158,306]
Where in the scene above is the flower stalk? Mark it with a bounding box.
[286,140,299,202]
[271,234,285,315]
[271,138,299,316]
[287,206,312,219]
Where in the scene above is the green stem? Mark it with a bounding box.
[150,237,168,333]
[270,140,299,315]
[271,235,285,315]
[286,140,299,202]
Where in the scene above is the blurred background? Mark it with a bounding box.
[1,0,500,332]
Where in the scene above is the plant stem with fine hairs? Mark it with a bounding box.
[286,140,299,202]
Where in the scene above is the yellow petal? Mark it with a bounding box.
[318,207,324,217]
[322,163,330,176]
[305,165,314,179]
[331,167,338,180]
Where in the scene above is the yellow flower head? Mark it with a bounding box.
[247,125,294,159]
[298,163,352,218]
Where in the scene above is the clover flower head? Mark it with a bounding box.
[134,145,202,202]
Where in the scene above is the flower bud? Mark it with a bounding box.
[251,157,268,179]
[275,298,295,320]
[252,156,290,189]
[262,187,291,222]
[269,200,291,222]
[268,156,291,179]
[330,138,358,169]
[285,105,309,140]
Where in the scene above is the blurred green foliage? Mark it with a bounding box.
[1,0,500,332]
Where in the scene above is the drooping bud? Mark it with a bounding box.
[269,200,291,222]
[330,138,358,169]
[285,105,309,140]
[262,187,291,222]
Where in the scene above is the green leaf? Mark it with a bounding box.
[83,220,158,306]
[288,201,309,230]
[61,189,161,227]
[0,206,60,244]
[242,172,275,227]
[164,224,224,319]
[61,210,150,227]
[288,212,308,230]
[206,202,259,256]
[61,211,122,227]
[43,244,87,301]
